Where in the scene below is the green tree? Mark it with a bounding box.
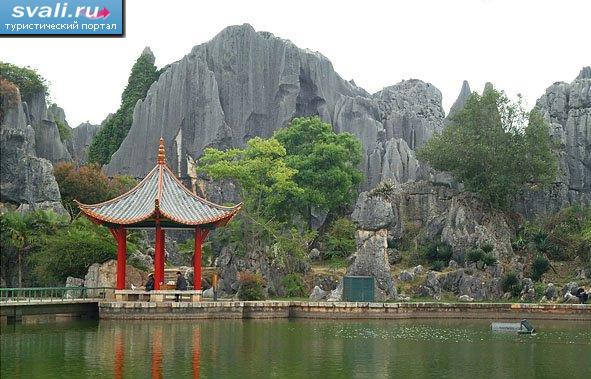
[417,88,557,208]
[274,116,363,224]
[199,138,314,274]
[199,137,304,221]
[30,217,119,286]
[54,162,137,217]
[88,50,159,165]
[0,62,48,102]
[0,211,67,287]
[323,217,356,260]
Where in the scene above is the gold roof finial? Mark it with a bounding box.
[157,137,166,164]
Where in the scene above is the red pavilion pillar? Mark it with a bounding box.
[115,226,127,290]
[154,224,164,290]
[159,228,166,285]
[193,228,209,291]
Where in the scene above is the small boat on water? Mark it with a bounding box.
[491,319,536,334]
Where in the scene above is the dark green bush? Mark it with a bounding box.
[323,218,356,260]
[30,218,117,285]
[425,240,453,263]
[237,271,266,301]
[0,62,48,101]
[481,243,494,254]
[482,253,497,266]
[282,273,306,298]
[501,272,522,297]
[466,248,485,263]
[530,255,550,281]
[431,260,445,272]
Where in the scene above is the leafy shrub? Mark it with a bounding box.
[30,218,118,286]
[482,253,497,266]
[55,120,72,142]
[501,272,522,297]
[0,62,48,101]
[323,217,356,260]
[431,260,445,272]
[282,273,306,298]
[237,271,266,301]
[424,240,453,263]
[481,243,494,254]
[466,248,485,263]
[530,255,550,281]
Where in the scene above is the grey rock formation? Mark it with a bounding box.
[544,283,557,301]
[1,89,66,215]
[309,285,329,301]
[71,122,101,164]
[515,67,591,217]
[84,260,148,290]
[105,24,445,192]
[23,92,72,163]
[398,270,414,282]
[354,181,516,260]
[447,80,471,120]
[347,228,397,300]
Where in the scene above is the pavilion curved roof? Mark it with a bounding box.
[76,138,241,228]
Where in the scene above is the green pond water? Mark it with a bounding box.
[1,318,590,378]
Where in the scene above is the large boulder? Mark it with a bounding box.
[345,229,397,300]
[309,286,329,301]
[84,260,149,290]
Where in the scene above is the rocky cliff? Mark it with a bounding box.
[105,24,443,191]
[24,92,72,163]
[514,67,591,218]
[0,88,66,215]
[72,121,101,164]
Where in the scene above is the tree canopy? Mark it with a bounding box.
[88,50,159,165]
[274,116,363,221]
[417,88,557,208]
[54,162,137,218]
[0,62,48,102]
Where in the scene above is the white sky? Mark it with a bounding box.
[1,0,590,127]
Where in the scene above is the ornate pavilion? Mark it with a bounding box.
[76,138,241,292]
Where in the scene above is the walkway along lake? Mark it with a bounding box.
[1,318,590,378]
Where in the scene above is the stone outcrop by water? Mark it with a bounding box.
[105,24,445,192]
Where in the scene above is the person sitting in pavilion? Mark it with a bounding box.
[175,271,187,301]
[145,274,155,291]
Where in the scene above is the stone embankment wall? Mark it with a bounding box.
[100,301,591,321]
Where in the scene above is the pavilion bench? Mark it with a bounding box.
[114,290,202,302]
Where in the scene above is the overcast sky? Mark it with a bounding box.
[2,0,590,127]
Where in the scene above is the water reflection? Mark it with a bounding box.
[1,319,590,378]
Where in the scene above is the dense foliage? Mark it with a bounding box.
[55,119,72,142]
[199,119,363,276]
[501,272,523,297]
[0,211,139,287]
[0,62,48,102]
[54,162,137,217]
[237,271,266,301]
[274,116,363,225]
[322,217,357,260]
[88,51,159,165]
[417,88,557,208]
[513,206,591,271]
[281,273,306,298]
[530,255,550,282]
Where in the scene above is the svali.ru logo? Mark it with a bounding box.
[11,2,110,19]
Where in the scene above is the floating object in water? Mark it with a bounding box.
[491,319,536,334]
